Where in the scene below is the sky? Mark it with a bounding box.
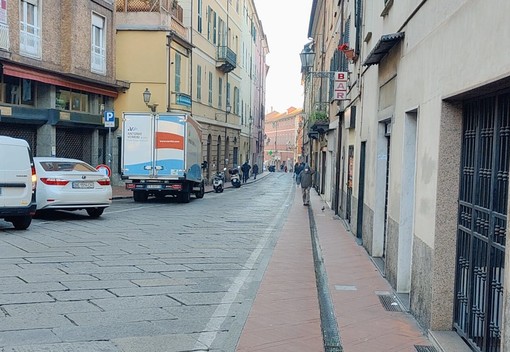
[253,0,312,114]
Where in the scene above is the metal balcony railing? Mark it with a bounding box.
[115,0,183,20]
[216,46,236,73]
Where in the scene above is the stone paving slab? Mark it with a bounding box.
[64,307,177,326]
[0,329,61,348]
[3,341,119,352]
[113,333,207,352]
[90,295,181,311]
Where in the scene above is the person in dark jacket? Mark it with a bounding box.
[252,163,259,179]
[299,165,314,206]
[295,162,305,185]
[241,161,251,183]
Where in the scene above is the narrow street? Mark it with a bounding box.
[0,173,293,351]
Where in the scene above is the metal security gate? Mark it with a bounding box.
[56,128,92,164]
[454,93,509,352]
[0,124,37,155]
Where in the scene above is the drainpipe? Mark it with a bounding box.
[166,32,174,112]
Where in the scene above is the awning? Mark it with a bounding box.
[1,63,119,97]
[363,32,405,66]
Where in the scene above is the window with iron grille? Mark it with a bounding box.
[91,13,106,74]
[20,0,41,58]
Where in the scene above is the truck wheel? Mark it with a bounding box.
[179,191,191,203]
[133,191,148,202]
[195,182,205,199]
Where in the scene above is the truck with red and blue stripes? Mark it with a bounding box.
[121,113,205,203]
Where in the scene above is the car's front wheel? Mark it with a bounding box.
[10,216,32,230]
[86,207,105,218]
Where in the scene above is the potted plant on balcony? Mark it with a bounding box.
[309,111,329,134]
[338,43,356,61]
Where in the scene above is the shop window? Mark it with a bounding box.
[56,87,91,112]
[1,76,35,105]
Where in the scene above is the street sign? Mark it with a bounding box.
[104,111,115,127]
[334,71,348,101]
[96,164,111,177]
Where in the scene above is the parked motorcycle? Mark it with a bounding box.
[213,168,226,193]
[229,166,241,188]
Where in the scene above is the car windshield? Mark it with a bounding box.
[39,161,96,172]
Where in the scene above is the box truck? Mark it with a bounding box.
[121,113,205,203]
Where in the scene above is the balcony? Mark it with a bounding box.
[308,110,329,135]
[216,46,236,73]
[115,0,188,39]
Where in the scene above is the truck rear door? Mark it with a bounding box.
[122,113,154,177]
[155,114,186,177]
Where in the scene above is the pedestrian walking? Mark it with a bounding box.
[299,165,314,206]
[252,163,259,179]
[241,161,251,183]
[295,162,305,185]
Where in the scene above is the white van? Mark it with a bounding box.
[0,136,37,230]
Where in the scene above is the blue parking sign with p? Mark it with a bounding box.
[104,111,115,127]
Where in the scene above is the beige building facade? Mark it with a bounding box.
[304,0,510,351]
[0,0,124,180]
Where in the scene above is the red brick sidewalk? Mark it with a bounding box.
[236,183,435,352]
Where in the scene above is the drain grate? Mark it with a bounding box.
[377,293,403,312]
[415,345,438,352]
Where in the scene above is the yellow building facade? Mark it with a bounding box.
[115,0,267,183]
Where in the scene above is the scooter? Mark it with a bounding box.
[213,168,226,193]
[229,166,241,188]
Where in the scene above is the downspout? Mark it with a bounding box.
[167,32,174,112]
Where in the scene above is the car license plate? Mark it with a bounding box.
[146,184,161,189]
[72,181,94,189]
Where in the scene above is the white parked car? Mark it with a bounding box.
[33,157,112,218]
[0,136,37,230]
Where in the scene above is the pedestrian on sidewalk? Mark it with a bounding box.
[252,163,259,179]
[295,162,304,186]
[241,161,251,183]
[293,162,300,179]
[299,165,314,206]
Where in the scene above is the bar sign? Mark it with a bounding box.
[334,71,348,101]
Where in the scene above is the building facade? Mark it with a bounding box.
[180,0,267,182]
[263,107,303,172]
[0,0,125,180]
[303,0,510,351]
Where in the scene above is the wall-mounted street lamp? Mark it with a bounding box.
[299,44,315,72]
[143,88,158,113]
